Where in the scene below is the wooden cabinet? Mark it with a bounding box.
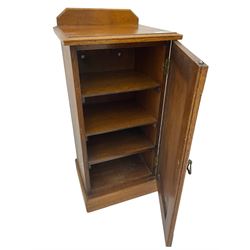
[54,8,208,247]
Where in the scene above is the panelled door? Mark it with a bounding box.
[157,41,208,246]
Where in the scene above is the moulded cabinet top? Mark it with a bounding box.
[54,8,183,46]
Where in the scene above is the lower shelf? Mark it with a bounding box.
[90,154,153,193]
[76,155,157,211]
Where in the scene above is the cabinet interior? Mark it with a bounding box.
[77,43,169,195]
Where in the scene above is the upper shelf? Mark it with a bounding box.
[54,8,183,46]
[81,70,159,97]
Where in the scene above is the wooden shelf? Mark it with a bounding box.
[90,155,154,194]
[87,129,155,165]
[81,70,159,97]
[84,101,157,136]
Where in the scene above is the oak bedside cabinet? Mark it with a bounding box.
[54,8,208,246]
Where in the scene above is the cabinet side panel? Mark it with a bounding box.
[135,44,169,171]
[61,45,90,192]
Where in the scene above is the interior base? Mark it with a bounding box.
[75,159,157,212]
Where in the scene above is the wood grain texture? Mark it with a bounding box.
[135,45,167,83]
[135,45,167,120]
[57,8,138,26]
[54,9,182,46]
[90,155,153,193]
[84,100,157,136]
[135,44,169,171]
[75,41,167,51]
[81,70,159,97]
[76,158,157,211]
[54,24,183,46]
[78,48,135,74]
[61,45,90,192]
[55,9,208,247]
[85,92,135,105]
[157,41,208,246]
[87,128,155,165]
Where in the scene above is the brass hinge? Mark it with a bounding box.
[154,156,159,168]
[153,165,158,178]
[154,165,160,180]
[154,156,159,178]
[163,58,170,74]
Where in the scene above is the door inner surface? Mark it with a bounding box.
[157,41,208,246]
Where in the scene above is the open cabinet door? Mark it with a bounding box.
[157,41,208,246]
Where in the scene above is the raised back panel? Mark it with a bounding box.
[57,8,138,26]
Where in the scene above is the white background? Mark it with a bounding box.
[0,0,250,249]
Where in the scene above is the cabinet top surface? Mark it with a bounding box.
[54,8,182,46]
